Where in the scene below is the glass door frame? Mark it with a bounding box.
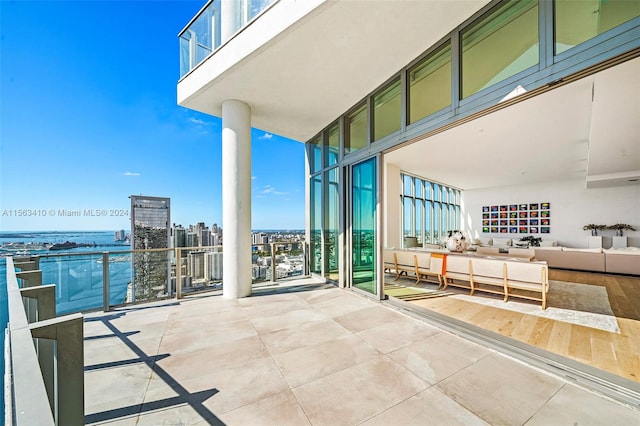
[345,154,384,300]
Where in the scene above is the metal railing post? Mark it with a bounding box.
[102,252,110,312]
[270,242,277,282]
[176,248,183,299]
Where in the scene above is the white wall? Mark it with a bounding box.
[384,162,401,249]
[461,178,640,248]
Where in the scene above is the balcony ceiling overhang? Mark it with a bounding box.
[385,56,640,190]
[177,0,491,141]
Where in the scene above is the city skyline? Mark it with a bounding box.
[0,1,306,232]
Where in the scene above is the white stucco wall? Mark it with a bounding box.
[461,178,640,248]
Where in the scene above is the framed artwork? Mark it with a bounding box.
[481,201,551,233]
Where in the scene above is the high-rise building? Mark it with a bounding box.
[130,195,171,302]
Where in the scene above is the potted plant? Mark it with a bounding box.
[607,223,636,237]
[519,235,542,247]
[582,224,606,236]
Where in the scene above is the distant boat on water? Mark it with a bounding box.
[49,241,78,251]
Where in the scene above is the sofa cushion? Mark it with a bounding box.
[562,247,602,253]
[492,238,512,247]
[535,246,563,251]
[478,237,492,246]
[539,240,557,247]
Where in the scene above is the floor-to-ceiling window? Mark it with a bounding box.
[310,174,322,274]
[401,174,461,246]
[324,167,339,281]
[351,157,377,294]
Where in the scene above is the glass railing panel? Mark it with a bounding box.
[273,241,306,281]
[38,253,105,314]
[175,246,223,295]
[179,0,278,78]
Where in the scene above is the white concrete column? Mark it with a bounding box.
[221,0,244,42]
[222,99,252,299]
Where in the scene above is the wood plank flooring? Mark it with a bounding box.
[390,269,640,383]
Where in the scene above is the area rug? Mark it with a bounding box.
[385,276,620,333]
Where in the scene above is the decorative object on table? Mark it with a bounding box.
[518,235,542,247]
[606,223,636,237]
[442,230,469,252]
[583,224,606,236]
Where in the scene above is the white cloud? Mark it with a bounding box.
[123,171,141,176]
[189,117,208,126]
[258,132,273,140]
[252,176,257,180]
[262,185,287,195]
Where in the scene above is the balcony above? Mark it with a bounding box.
[177,0,490,142]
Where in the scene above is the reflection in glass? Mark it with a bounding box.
[310,175,322,274]
[461,0,539,98]
[373,79,401,140]
[309,136,322,174]
[555,0,640,55]
[325,124,339,167]
[352,158,377,294]
[409,43,452,123]
[345,103,368,153]
[324,168,339,282]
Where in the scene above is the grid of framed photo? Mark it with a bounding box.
[482,203,550,234]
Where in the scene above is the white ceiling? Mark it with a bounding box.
[385,56,640,190]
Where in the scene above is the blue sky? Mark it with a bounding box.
[0,0,306,231]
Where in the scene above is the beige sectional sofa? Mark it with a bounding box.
[534,246,640,275]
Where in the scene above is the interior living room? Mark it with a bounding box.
[380,54,640,387]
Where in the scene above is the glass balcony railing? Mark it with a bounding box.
[179,0,278,78]
[7,242,308,314]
